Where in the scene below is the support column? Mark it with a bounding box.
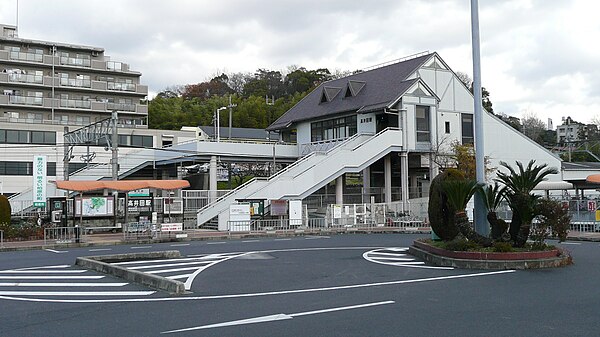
[400,152,409,212]
[384,155,392,203]
[209,156,217,202]
[336,175,344,205]
[362,167,370,203]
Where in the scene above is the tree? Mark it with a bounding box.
[0,195,10,225]
[455,71,493,113]
[182,74,233,99]
[494,160,558,247]
[521,112,546,145]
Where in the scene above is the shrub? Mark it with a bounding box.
[443,238,480,251]
[428,169,464,240]
[0,195,10,225]
[532,198,571,247]
[492,242,514,252]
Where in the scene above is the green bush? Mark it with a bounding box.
[0,195,10,225]
[532,198,571,248]
[442,238,480,251]
[492,242,514,252]
[428,169,464,240]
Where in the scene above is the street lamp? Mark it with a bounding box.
[215,107,227,142]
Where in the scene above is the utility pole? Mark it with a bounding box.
[227,95,237,140]
[111,111,118,180]
[63,126,70,181]
[471,0,488,236]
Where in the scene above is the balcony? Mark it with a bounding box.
[5,73,43,84]
[7,95,43,106]
[9,51,43,63]
[107,102,136,112]
[107,82,136,92]
[59,57,91,67]
[59,78,92,88]
[60,99,91,109]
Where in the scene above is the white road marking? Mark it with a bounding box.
[366,252,409,257]
[363,248,453,270]
[560,242,581,245]
[0,276,104,280]
[127,261,212,270]
[206,242,226,245]
[0,270,87,274]
[170,244,190,247]
[0,282,127,287]
[183,252,254,290]
[113,256,226,266]
[161,301,394,334]
[305,236,329,240]
[43,249,68,254]
[0,291,155,296]
[12,265,70,270]
[242,240,260,243]
[148,266,208,274]
[365,256,415,261]
[131,246,152,249]
[89,248,112,252]
[166,274,192,280]
[274,238,292,241]
[0,270,516,303]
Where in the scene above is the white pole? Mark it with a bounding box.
[471,0,488,236]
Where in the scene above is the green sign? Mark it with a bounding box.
[33,201,46,207]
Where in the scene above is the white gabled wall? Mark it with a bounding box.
[417,54,562,181]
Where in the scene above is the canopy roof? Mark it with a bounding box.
[54,180,190,192]
[586,174,600,184]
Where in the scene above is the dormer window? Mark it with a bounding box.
[344,80,366,98]
[319,86,342,103]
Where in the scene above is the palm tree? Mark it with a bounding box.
[479,183,508,240]
[442,179,492,246]
[494,160,558,246]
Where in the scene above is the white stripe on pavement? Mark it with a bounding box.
[0,276,104,280]
[0,282,127,287]
[43,249,68,254]
[147,266,207,274]
[127,261,213,270]
[0,291,155,296]
[131,246,152,249]
[13,265,70,270]
[170,244,190,247]
[206,242,226,245]
[161,301,395,334]
[0,270,87,274]
[89,248,112,252]
[166,274,192,280]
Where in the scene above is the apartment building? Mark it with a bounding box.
[0,24,196,197]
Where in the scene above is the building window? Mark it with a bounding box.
[30,131,57,144]
[0,161,32,175]
[131,135,153,148]
[461,113,474,144]
[310,115,357,142]
[445,121,451,134]
[0,129,56,145]
[415,106,431,142]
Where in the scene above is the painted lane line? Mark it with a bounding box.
[131,246,152,249]
[187,246,390,258]
[170,244,190,247]
[206,242,226,245]
[183,252,254,290]
[0,270,87,274]
[0,291,155,296]
[560,242,581,245]
[366,256,416,261]
[166,274,192,280]
[127,261,213,270]
[114,256,225,265]
[0,269,517,303]
[12,265,70,271]
[305,236,329,240]
[0,276,104,280]
[147,266,209,274]
[161,301,395,334]
[0,282,127,287]
[363,248,453,270]
[366,252,409,257]
[274,238,292,241]
[242,240,260,243]
[385,247,408,252]
[89,248,112,252]
[43,249,68,254]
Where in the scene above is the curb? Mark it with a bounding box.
[408,242,573,270]
[75,250,186,294]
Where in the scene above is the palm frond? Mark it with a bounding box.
[442,179,481,211]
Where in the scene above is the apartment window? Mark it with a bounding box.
[118,135,129,146]
[131,135,153,148]
[27,112,43,122]
[4,111,19,119]
[30,131,57,144]
[5,130,28,143]
[0,161,31,175]
[415,106,431,142]
[445,121,451,134]
[75,116,91,125]
[68,163,87,175]
[54,115,69,124]
[461,113,474,144]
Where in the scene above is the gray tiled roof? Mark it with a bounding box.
[267,53,434,130]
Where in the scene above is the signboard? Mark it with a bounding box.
[588,201,596,212]
[33,155,47,207]
[128,188,150,197]
[163,198,183,214]
[333,205,342,219]
[270,200,288,216]
[127,197,153,212]
[74,196,114,217]
[230,203,251,232]
[161,223,183,232]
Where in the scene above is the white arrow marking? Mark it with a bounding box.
[161,301,395,334]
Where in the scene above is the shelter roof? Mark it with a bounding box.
[54,180,190,192]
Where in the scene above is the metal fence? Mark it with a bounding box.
[44,226,85,245]
[0,230,3,248]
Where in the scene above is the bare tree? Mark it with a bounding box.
[456,71,473,89]
[521,112,546,144]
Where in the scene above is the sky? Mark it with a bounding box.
[1,0,599,127]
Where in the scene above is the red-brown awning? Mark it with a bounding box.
[54,180,190,192]
[586,174,600,184]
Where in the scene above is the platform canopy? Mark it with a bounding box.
[54,180,190,192]
[586,174,600,184]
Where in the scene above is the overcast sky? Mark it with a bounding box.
[1,0,598,127]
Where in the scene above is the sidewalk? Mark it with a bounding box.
[1,229,598,252]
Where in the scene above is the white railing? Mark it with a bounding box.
[44,226,85,245]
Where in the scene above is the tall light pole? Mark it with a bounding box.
[471,0,488,236]
[227,96,237,140]
[215,107,227,142]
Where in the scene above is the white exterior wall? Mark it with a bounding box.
[357,112,376,134]
[417,56,562,182]
[296,121,311,145]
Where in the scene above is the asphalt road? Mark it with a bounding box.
[0,234,598,337]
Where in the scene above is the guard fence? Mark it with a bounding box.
[44,226,85,246]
